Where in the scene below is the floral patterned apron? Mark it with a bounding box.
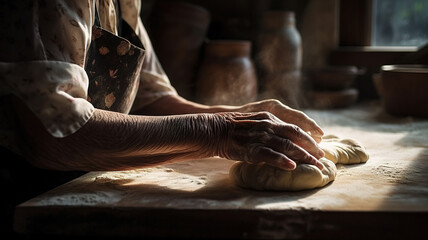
[85,3,145,114]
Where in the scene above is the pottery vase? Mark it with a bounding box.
[256,11,302,108]
[149,2,210,99]
[196,40,258,105]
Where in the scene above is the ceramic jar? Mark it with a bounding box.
[380,65,428,117]
[256,11,302,108]
[195,40,258,105]
[149,2,210,99]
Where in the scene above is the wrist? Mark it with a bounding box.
[209,113,234,159]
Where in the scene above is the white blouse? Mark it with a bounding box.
[0,0,177,153]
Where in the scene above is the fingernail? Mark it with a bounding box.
[283,161,296,170]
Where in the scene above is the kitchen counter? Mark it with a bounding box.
[14,101,428,239]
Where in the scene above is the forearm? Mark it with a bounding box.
[14,94,325,172]
[16,101,228,171]
[133,94,240,115]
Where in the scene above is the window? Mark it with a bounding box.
[333,0,428,99]
[372,0,428,47]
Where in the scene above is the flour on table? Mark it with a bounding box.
[229,134,369,191]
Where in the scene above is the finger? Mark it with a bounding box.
[304,121,324,143]
[293,118,324,143]
[264,136,324,170]
[280,110,324,142]
[307,130,323,143]
[249,146,296,170]
[273,124,325,159]
[290,144,324,170]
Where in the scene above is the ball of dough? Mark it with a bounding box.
[229,134,369,191]
[229,158,337,191]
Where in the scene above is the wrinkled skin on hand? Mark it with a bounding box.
[216,111,325,171]
[237,99,324,143]
[132,96,325,171]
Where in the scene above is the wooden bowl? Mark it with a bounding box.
[380,65,428,117]
[307,88,359,109]
[309,66,360,90]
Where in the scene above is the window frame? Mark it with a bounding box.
[339,0,372,47]
[334,0,427,59]
[330,0,427,99]
[333,0,422,66]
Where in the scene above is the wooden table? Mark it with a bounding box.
[14,102,428,239]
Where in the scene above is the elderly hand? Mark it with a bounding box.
[237,99,324,143]
[216,111,325,171]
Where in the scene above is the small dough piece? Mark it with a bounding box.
[229,135,369,191]
[319,134,369,164]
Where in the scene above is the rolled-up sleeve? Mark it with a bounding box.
[0,61,94,138]
[0,0,95,139]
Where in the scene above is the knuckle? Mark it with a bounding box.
[258,111,272,119]
[266,99,281,110]
[297,149,317,163]
[248,129,272,142]
[282,138,296,152]
[258,130,272,142]
[291,108,305,117]
[291,109,310,122]
[289,124,304,139]
[271,99,282,105]
[282,139,311,162]
[272,99,284,109]
[246,143,263,163]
